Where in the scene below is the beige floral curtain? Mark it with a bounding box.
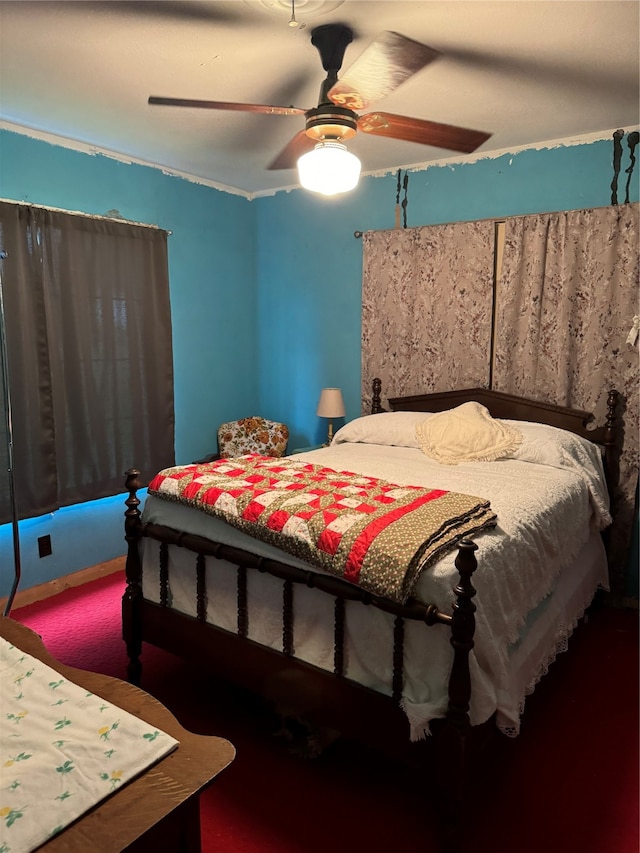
[361,221,495,411]
[493,203,639,592]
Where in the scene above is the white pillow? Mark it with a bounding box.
[416,401,522,464]
[504,419,611,529]
[332,411,433,448]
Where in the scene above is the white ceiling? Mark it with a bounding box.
[1,0,639,198]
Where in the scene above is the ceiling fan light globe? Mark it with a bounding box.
[297,142,361,196]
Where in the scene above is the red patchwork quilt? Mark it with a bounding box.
[148,455,497,603]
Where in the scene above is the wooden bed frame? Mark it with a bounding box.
[122,381,621,847]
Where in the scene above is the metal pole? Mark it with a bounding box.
[0,249,22,616]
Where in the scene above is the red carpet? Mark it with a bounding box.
[11,573,640,853]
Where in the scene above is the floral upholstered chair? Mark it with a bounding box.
[217,416,289,458]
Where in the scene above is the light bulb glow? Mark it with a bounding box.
[297,142,361,196]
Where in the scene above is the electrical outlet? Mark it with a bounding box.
[38,535,52,558]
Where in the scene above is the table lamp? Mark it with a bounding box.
[316,387,345,446]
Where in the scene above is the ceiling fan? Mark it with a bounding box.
[148,23,491,192]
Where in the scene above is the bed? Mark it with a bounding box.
[0,615,235,853]
[122,381,620,843]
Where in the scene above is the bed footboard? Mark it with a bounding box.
[122,468,482,853]
[122,468,478,739]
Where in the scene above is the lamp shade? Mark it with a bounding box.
[298,142,361,196]
[316,387,346,418]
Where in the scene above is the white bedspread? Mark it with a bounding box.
[0,638,178,852]
[140,427,610,739]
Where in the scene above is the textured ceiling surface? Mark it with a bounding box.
[1,0,638,197]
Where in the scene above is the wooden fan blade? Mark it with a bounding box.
[358,112,491,153]
[268,132,316,170]
[148,97,306,117]
[328,32,439,110]
[101,1,242,23]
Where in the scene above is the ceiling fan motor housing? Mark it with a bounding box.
[305,105,357,141]
[311,23,353,72]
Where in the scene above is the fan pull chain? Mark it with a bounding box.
[610,128,625,205]
[394,169,402,229]
[288,0,299,28]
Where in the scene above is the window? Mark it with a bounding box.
[0,201,175,523]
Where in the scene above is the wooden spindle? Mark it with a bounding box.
[282,580,294,656]
[334,596,345,676]
[237,565,248,638]
[392,615,405,704]
[196,552,207,622]
[159,542,169,607]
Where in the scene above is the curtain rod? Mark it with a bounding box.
[0,197,171,235]
[353,221,505,238]
[353,199,637,238]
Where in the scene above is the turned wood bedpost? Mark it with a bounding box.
[599,389,620,557]
[123,468,144,685]
[371,377,384,413]
[438,539,479,848]
[448,539,478,731]
[602,389,620,504]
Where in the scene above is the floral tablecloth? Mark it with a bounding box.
[0,637,178,852]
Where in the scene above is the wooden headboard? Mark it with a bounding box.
[370,378,621,498]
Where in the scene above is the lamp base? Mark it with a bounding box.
[325,419,335,446]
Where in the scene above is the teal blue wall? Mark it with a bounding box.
[1,128,637,593]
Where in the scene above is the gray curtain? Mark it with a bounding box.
[0,201,175,523]
[362,221,495,411]
[493,203,639,591]
[361,204,638,592]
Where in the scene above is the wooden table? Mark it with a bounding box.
[0,617,235,852]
